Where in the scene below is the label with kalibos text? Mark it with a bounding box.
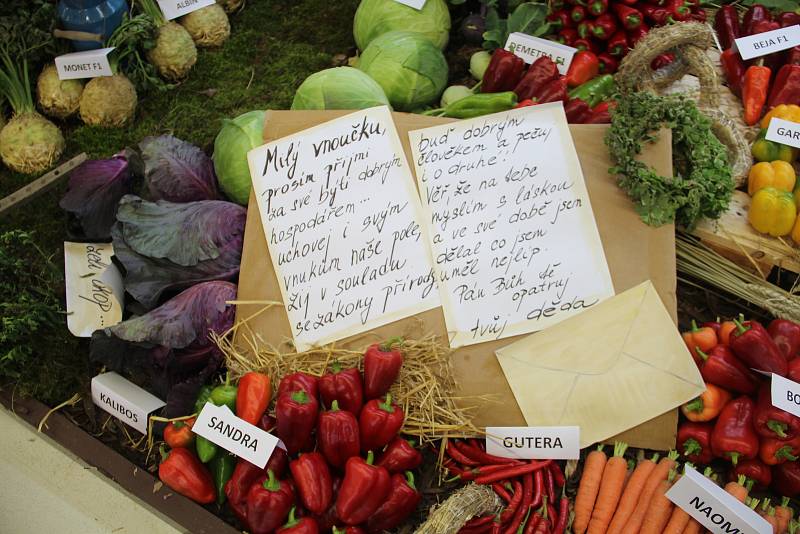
[91,372,166,434]
[485,426,580,459]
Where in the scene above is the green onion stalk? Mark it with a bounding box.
[138,0,197,82]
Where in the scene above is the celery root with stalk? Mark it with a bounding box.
[180,4,230,48]
[36,64,83,119]
[139,0,197,81]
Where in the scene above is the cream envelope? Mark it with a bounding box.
[495,280,705,448]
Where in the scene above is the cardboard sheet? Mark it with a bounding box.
[235,110,677,450]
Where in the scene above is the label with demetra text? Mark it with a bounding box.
[156,0,215,20]
[666,467,771,534]
[771,373,800,418]
[393,0,427,9]
[485,426,580,459]
[193,403,279,468]
[766,118,800,150]
[55,48,114,80]
[735,24,800,61]
[91,372,166,434]
[505,33,577,75]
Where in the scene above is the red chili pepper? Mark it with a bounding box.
[760,436,800,466]
[246,470,295,534]
[164,418,195,449]
[505,474,533,534]
[531,469,544,508]
[714,5,741,49]
[591,13,618,40]
[773,461,800,497]
[597,52,619,74]
[721,48,747,98]
[743,4,772,36]
[588,0,608,16]
[565,51,599,88]
[276,389,319,456]
[463,439,520,464]
[514,56,560,101]
[755,383,800,440]
[730,318,788,375]
[365,471,422,533]
[319,362,364,415]
[548,462,565,487]
[158,446,215,504]
[731,458,772,490]
[475,461,552,485]
[277,372,319,399]
[613,4,642,30]
[548,10,574,31]
[576,20,594,40]
[677,421,715,464]
[768,64,800,109]
[607,31,629,56]
[626,23,650,47]
[359,394,404,452]
[499,480,524,523]
[565,98,593,123]
[482,49,526,93]
[290,452,333,515]
[277,507,319,534]
[711,396,759,464]
[447,440,481,466]
[690,6,707,23]
[571,5,588,23]
[552,495,569,534]
[363,338,404,400]
[376,437,422,473]
[336,451,392,525]
[696,345,757,395]
[666,0,691,22]
[492,482,513,503]
[236,372,272,425]
[557,28,579,45]
[318,400,361,469]
[544,466,556,505]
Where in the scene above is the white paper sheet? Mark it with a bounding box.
[64,242,124,337]
[408,103,614,347]
[248,106,440,351]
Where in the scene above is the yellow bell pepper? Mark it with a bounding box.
[761,104,800,129]
[748,161,797,196]
[793,216,800,246]
[749,187,797,237]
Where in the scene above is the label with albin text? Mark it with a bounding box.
[91,372,166,434]
[766,118,800,150]
[505,33,577,74]
[55,48,114,80]
[485,426,580,459]
[735,24,800,61]
[193,403,279,468]
[156,0,215,20]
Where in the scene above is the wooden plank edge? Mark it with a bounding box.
[0,153,88,216]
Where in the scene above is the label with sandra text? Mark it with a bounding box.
[666,467,771,534]
[505,32,577,75]
[393,0,427,9]
[771,373,800,417]
[55,48,114,80]
[485,426,580,460]
[766,118,800,150]
[735,24,800,61]
[193,403,279,468]
[91,372,166,434]
[156,0,215,20]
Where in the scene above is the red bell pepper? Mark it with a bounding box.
[584,101,614,124]
[277,507,319,534]
[565,51,599,88]
[666,0,691,22]
[158,446,215,504]
[564,98,593,123]
[588,0,608,16]
[258,413,276,432]
[768,64,800,109]
[755,383,800,440]
[359,394,405,452]
[363,338,404,400]
[768,319,800,361]
[730,319,788,375]
[607,31,629,57]
[787,46,800,65]
[732,458,773,490]
[557,28,579,46]
[681,383,732,422]
[164,418,195,449]
[714,5,741,50]
[790,358,800,383]
[651,53,675,71]
[376,437,423,473]
[721,48,747,97]
[597,53,619,74]
[591,14,617,40]
[626,24,650,48]
[696,346,758,395]
[276,389,319,456]
[246,470,295,534]
[365,472,422,533]
[702,320,722,336]
[613,4,642,30]
[711,396,760,464]
[760,436,800,465]
[336,451,392,526]
[576,20,593,40]
[536,77,569,104]
[237,372,272,425]
[514,57,560,101]
[318,400,361,469]
[333,528,366,534]
[319,362,364,415]
[278,372,319,399]
[677,421,715,465]
[547,10,573,31]
[289,452,333,515]
[779,12,800,27]
[772,461,800,497]
[226,454,283,524]
[482,49,526,93]
[690,7,707,23]
[743,4,772,36]
[570,5,588,23]
[572,38,599,54]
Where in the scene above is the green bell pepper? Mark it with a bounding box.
[194,385,218,463]
[194,385,213,414]
[568,74,615,108]
[443,91,517,119]
[210,451,236,505]
[752,128,797,163]
[210,374,238,414]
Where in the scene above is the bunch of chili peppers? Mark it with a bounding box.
[441,438,568,534]
[678,315,800,502]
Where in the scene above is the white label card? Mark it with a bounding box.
[505,33,577,75]
[408,103,615,347]
[485,426,580,459]
[64,242,124,337]
[766,118,800,149]
[91,372,166,434]
[156,0,215,20]
[247,106,440,352]
[55,48,114,80]
[667,467,771,534]
[193,403,279,468]
[735,24,800,60]
[771,373,800,417]
[393,0,427,9]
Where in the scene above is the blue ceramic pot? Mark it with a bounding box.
[57,0,129,51]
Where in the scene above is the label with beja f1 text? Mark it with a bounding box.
[485,426,580,460]
[735,24,800,61]
[193,403,279,468]
[393,0,427,9]
[55,48,114,80]
[91,372,166,434]
[505,33,577,75]
[156,0,215,20]
[770,373,800,418]
[666,466,770,534]
[766,118,800,150]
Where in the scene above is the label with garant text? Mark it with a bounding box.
[193,403,279,467]
[55,48,114,80]
[766,118,800,150]
[735,24,800,60]
[505,33,577,75]
[485,426,580,459]
[771,373,800,418]
[667,467,771,534]
[91,372,166,434]
[393,0,427,9]
[156,0,215,20]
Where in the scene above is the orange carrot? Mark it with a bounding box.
[621,450,679,534]
[776,497,794,534]
[767,508,780,533]
[789,518,800,534]
[640,468,677,534]
[588,442,629,534]
[664,499,692,533]
[681,518,702,534]
[574,445,607,534]
[724,475,749,503]
[607,453,660,534]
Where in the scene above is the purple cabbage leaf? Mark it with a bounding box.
[140,134,219,203]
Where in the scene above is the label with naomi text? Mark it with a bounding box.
[765,118,800,150]
[505,33,577,75]
[393,0,427,9]
[156,0,215,20]
[247,106,440,351]
[64,242,124,337]
[667,467,771,534]
[193,403,279,467]
[408,102,614,347]
[91,372,166,434]
[735,24,800,61]
[485,426,580,459]
[55,48,114,80]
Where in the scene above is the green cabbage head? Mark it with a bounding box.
[354,0,451,51]
[357,31,448,111]
[213,110,265,205]
[291,67,391,111]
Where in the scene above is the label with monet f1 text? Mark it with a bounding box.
[485,426,580,459]
[55,48,114,80]
[193,403,279,468]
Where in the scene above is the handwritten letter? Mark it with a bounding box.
[248,106,439,351]
[64,241,124,337]
[408,103,614,347]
